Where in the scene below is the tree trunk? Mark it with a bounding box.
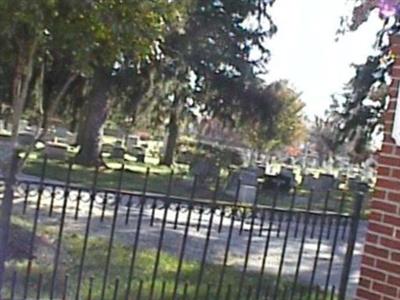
[75,69,111,166]
[161,101,180,166]
[0,38,37,294]
[0,153,18,295]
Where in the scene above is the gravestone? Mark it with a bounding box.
[348,177,370,193]
[111,142,125,159]
[317,173,337,190]
[0,134,10,143]
[19,120,29,132]
[225,172,240,194]
[126,135,139,152]
[101,143,114,154]
[29,124,39,133]
[190,157,219,184]
[312,173,338,200]
[54,127,72,144]
[103,127,124,139]
[43,127,56,142]
[45,143,68,160]
[302,174,316,190]
[67,132,77,145]
[225,168,258,204]
[278,167,296,190]
[17,132,35,147]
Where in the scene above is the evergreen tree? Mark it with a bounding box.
[330,0,399,161]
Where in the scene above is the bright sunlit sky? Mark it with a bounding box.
[263,0,383,118]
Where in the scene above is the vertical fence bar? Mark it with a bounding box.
[22,182,30,214]
[136,279,143,299]
[289,191,314,300]
[49,161,73,300]
[239,207,247,235]
[323,193,345,299]
[112,277,120,300]
[337,192,363,300]
[294,208,301,238]
[315,286,321,300]
[48,185,56,217]
[218,206,225,233]
[171,177,198,300]
[215,180,241,299]
[23,156,47,299]
[326,215,332,239]
[35,273,43,300]
[182,281,189,300]
[125,195,133,225]
[62,274,69,300]
[74,189,81,220]
[281,286,288,300]
[236,185,261,300]
[330,285,336,300]
[193,177,220,300]
[205,283,212,300]
[254,188,279,300]
[306,191,330,299]
[224,284,232,300]
[148,171,173,300]
[10,271,17,300]
[341,212,349,241]
[75,166,99,300]
[264,281,271,299]
[100,164,125,300]
[173,203,180,230]
[298,286,306,299]
[258,209,266,236]
[87,276,94,300]
[196,205,204,231]
[272,188,297,299]
[160,280,167,300]
[150,199,157,226]
[276,210,284,238]
[124,169,150,300]
[310,213,318,239]
[245,285,253,300]
[100,191,108,222]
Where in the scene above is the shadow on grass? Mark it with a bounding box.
[3,232,325,300]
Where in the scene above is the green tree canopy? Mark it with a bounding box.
[329,0,397,162]
[128,0,277,165]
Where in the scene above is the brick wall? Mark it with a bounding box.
[356,34,400,300]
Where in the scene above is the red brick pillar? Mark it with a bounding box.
[356,34,400,300]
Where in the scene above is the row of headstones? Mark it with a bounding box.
[0,120,151,163]
[0,120,77,145]
[101,140,146,162]
[302,173,370,193]
[225,167,371,204]
[0,120,77,161]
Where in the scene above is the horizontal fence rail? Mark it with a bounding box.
[0,159,365,300]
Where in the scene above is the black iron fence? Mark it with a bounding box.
[0,159,365,300]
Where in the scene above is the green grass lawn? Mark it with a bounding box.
[22,154,239,204]
[4,231,324,300]
[22,156,213,199]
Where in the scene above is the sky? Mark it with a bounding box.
[263,0,383,118]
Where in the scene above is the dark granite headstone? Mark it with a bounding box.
[45,143,68,160]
